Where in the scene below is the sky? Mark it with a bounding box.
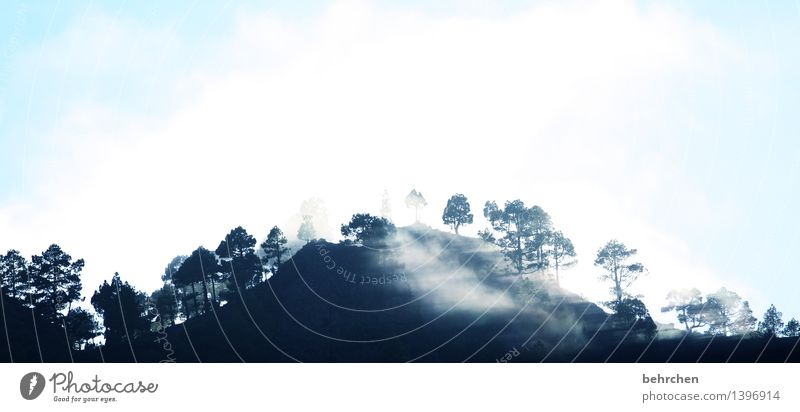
[0,0,799,325]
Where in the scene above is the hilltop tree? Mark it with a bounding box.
[757,304,784,338]
[405,189,427,222]
[91,273,150,346]
[732,300,757,335]
[28,244,84,323]
[0,249,29,300]
[297,215,316,244]
[178,247,222,312]
[217,227,262,295]
[594,240,646,306]
[548,231,576,286]
[482,200,534,274]
[261,226,290,276]
[151,283,179,326]
[783,318,800,337]
[662,288,709,333]
[705,288,742,336]
[525,206,552,272]
[64,308,100,349]
[299,198,330,239]
[341,213,396,247]
[442,194,474,234]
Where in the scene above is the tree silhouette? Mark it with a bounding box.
[405,189,427,222]
[297,215,316,244]
[482,200,534,274]
[91,273,150,346]
[261,226,289,276]
[607,297,657,337]
[151,283,179,326]
[64,308,100,349]
[0,249,28,300]
[608,297,650,322]
[341,213,396,247]
[662,288,709,333]
[705,288,742,336]
[442,193,473,234]
[161,255,187,283]
[783,318,800,337]
[28,244,84,323]
[594,240,646,306]
[547,231,576,286]
[732,300,757,335]
[217,227,262,296]
[757,304,784,338]
[178,247,222,313]
[525,206,552,272]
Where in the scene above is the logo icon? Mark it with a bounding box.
[20,372,45,400]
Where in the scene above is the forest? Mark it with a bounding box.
[1,190,798,362]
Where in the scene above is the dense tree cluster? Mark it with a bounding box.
[477,198,576,285]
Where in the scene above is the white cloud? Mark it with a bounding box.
[0,0,744,322]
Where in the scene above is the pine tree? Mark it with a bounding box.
[594,240,646,306]
[783,318,800,337]
[28,244,84,323]
[548,231,576,286]
[732,300,757,335]
[0,249,28,300]
[297,215,316,244]
[757,304,784,338]
[261,226,289,276]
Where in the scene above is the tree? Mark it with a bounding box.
[783,318,800,337]
[732,300,757,335]
[64,308,100,349]
[608,297,650,323]
[548,231,576,286]
[757,304,784,338]
[525,206,552,272]
[607,297,657,337]
[28,244,84,323]
[661,288,709,333]
[0,249,28,300]
[299,198,330,239]
[151,283,179,326]
[91,273,150,345]
[297,215,316,244]
[217,226,262,295]
[594,240,646,306]
[341,213,397,247]
[261,226,289,276]
[161,255,188,283]
[405,189,427,222]
[380,190,392,220]
[705,288,742,336]
[442,193,474,234]
[482,200,534,274]
[177,247,222,313]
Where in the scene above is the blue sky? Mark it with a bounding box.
[1,0,799,325]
